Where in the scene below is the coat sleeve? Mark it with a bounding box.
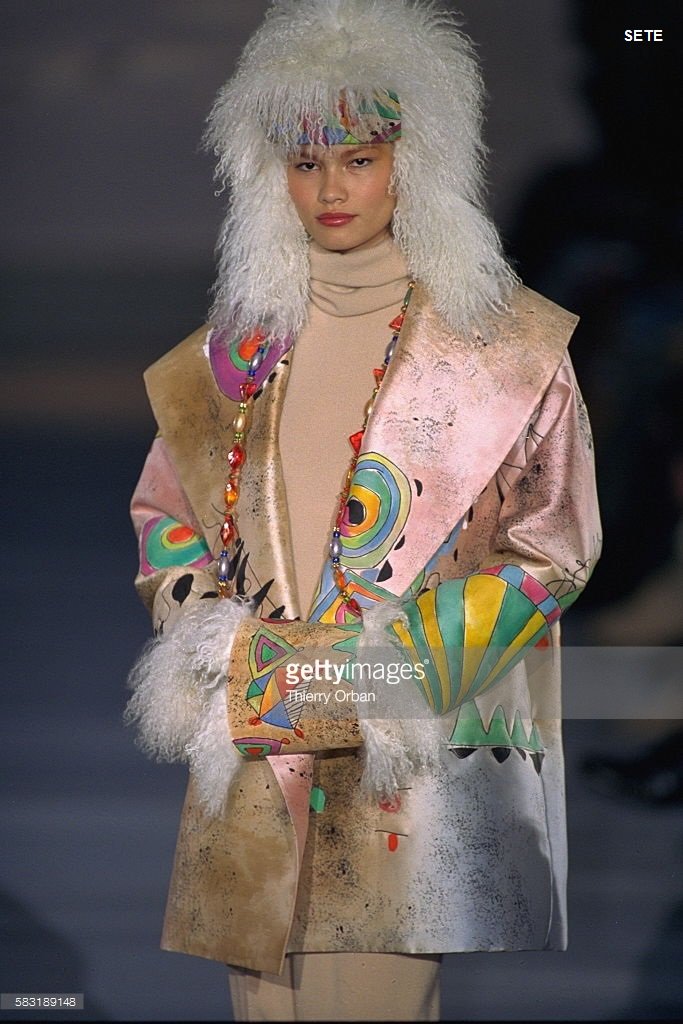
[131,435,219,636]
[126,434,255,815]
[389,351,602,713]
[226,351,602,757]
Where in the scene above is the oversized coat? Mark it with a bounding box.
[130,283,601,974]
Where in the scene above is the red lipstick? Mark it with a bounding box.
[316,213,356,226]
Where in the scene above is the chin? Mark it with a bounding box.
[312,235,360,252]
[311,227,358,248]
[310,228,389,252]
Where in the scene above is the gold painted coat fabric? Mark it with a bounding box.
[130,285,601,972]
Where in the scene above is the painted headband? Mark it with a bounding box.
[268,89,401,147]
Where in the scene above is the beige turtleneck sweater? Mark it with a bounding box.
[279,235,410,616]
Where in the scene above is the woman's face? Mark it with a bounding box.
[286,142,396,252]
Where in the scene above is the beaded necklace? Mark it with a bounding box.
[216,281,416,613]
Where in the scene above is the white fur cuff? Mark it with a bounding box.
[125,597,254,816]
[356,599,444,801]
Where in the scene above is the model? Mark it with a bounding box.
[126,1,602,1019]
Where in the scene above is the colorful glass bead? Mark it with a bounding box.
[329,536,342,559]
[232,411,247,432]
[240,381,258,400]
[248,350,264,372]
[346,597,362,615]
[385,335,398,361]
[373,367,385,384]
[389,313,404,331]
[220,518,236,545]
[333,568,346,589]
[227,444,245,470]
[224,481,239,507]
[217,552,231,579]
[348,430,364,453]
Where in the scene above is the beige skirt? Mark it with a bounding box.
[227,951,441,1021]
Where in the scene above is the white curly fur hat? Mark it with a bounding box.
[204,0,518,339]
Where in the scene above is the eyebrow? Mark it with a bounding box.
[292,145,376,159]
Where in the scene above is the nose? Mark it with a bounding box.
[318,166,347,205]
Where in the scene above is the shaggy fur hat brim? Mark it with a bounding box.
[204,0,518,340]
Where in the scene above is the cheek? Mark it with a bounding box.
[360,162,395,211]
[364,176,396,219]
[286,171,312,219]
[382,190,398,217]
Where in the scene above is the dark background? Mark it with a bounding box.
[2,1,681,1019]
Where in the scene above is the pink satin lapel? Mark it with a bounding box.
[356,284,578,599]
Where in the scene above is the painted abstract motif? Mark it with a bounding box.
[309,451,411,623]
[390,567,560,714]
[139,515,212,576]
[232,736,291,757]
[496,409,546,499]
[547,540,602,608]
[243,626,310,732]
[231,619,363,760]
[448,701,545,772]
[235,622,361,747]
[310,564,396,624]
[152,570,219,637]
[243,625,361,721]
[339,452,412,568]
[481,564,561,625]
[208,327,294,401]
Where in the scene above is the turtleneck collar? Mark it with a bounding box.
[308,235,410,317]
